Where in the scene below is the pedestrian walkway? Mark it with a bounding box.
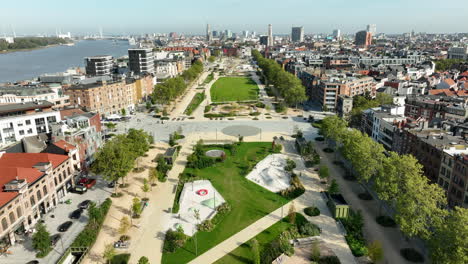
[188,140,355,264]
[315,141,415,264]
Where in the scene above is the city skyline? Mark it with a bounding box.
[2,0,468,35]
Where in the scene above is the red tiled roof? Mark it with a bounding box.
[53,140,76,152]
[0,153,68,208]
[443,78,456,86]
[60,108,85,119]
[460,71,468,77]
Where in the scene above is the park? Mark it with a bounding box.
[210,76,259,102]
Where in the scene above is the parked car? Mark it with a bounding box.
[108,181,116,188]
[58,221,73,232]
[26,261,39,264]
[71,185,87,194]
[70,209,83,219]
[50,234,61,246]
[79,178,96,189]
[79,200,91,209]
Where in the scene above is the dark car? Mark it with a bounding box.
[58,221,73,232]
[50,234,61,246]
[70,209,83,219]
[79,200,91,209]
[108,181,116,188]
[26,261,39,264]
[71,185,87,194]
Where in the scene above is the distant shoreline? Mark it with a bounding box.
[0,44,62,55]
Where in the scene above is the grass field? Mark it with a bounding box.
[184,92,205,115]
[162,142,291,264]
[210,77,259,102]
[215,214,308,264]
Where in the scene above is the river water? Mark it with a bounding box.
[0,40,132,83]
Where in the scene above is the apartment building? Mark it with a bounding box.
[361,106,406,150]
[85,55,113,76]
[404,96,468,123]
[447,46,468,60]
[355,31,372,47]
[128,48,155,74]
[291,26,304,43]
[0,102,60,148]
[65,79,135,116]
[313,74,375,110]
[438,146,468,208]
[0,152,75,245]
[0,84,70,109]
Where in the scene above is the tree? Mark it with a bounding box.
[429,207,468,264]
[288,202,296,224]
[367,241,384,263]
[148,168,158,186]
[141,179,150,198]
[132,197,142,217]
[395,172,447,240]
[121,108,126,116]
[88,201,102,228]
[250,238,260,264]
[318,166,330,182]
[138,256,150,264]
[92,135,135,191]
[118,216,131,235]
[103,243,116,264]
[328,179,339,195]
[32,222,51,256]
[320,116,348,145]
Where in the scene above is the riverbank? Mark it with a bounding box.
[0,44,61,54]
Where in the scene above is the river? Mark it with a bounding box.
[0,39,133,83]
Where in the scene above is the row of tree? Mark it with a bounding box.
[0,37,69,51]
[251,50,307,107]
[319,115,467,264]
[91,129,153,191]
[152,60,204,104]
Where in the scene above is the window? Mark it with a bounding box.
[25,120,31,125]
[42,186,47,195]
[36,190,42,201]
[19,130,25,136]
[8,212,15,224]
[1,218,7,231]
[27,128,33,134]
[16,207,22,218]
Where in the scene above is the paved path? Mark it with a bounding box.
[188,139,356,264]
[170,71,209,118]
[315,141,415,264]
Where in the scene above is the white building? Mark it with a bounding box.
[448,46,468,60]
[0,101,60,147]
[0,84,70,109]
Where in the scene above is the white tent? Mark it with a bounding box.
[106,114,122,120]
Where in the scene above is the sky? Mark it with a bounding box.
[1,0,467,36]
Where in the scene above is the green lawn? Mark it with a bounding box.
[210,77,259,102]
[162,142,291,264]
[215,214,308,264]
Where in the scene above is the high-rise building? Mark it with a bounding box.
[259,36,269,46]
[355,30,372,47]
[128,48,154,74]
[212,31,218,37]
[291,26,304,42]
[206,24,212,41]
[332,29,341,39]
[242,30,249,38]
[366,24,376,35]
[268,24,273,47]
[84,55,113,76]
[224,29,232,38]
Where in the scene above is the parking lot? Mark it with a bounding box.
[1,176,112,264]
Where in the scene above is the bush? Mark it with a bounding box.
[323,148,334,153]
[318,256,341,264]
[357,192,373,201]
[272,144,282,153]
[400,248,424,263]
[111,253,131,264]
[198,219,214,232]
[275,102,286,113]
[299,222,320,236]
[249,111,261,116]
[111,192,123,198]
[376,216,397,227]
[315,137,325,141]
[71,199,112,248]
[304,207,320,216]
[341,210,368,257]
[256,102,266,108]
[279,174,305,199]
[204,105,212,113]
[163,229,188,253]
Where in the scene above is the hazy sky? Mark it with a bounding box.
[2,0,467,35]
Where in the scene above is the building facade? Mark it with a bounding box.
[84,55,113,76]
[355,31,372,47]
[291,26,304,43]
[128,48,155,74]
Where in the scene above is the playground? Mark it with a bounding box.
[246,154,292,193]
[166,180,225,236]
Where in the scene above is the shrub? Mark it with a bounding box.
[400,248,424,263]
[315,137,325,141]
[280,174,305,199]
[304,207,320,216]
[111,253,131,264]
[256,102,266,108]
[376,216,397,227]
[272,144,282,153]
[299,222,320,236]
[249,111,261,116]
[318,256,341,264]
[275,102,286,113]
[341,210,367,257]
[163,229,188,253]
[323,148,334,153]
[357,192,373,201]
[71,199,112,248]
[204,105,212,113]
[111,192,123,198]
[198,219,214,231]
